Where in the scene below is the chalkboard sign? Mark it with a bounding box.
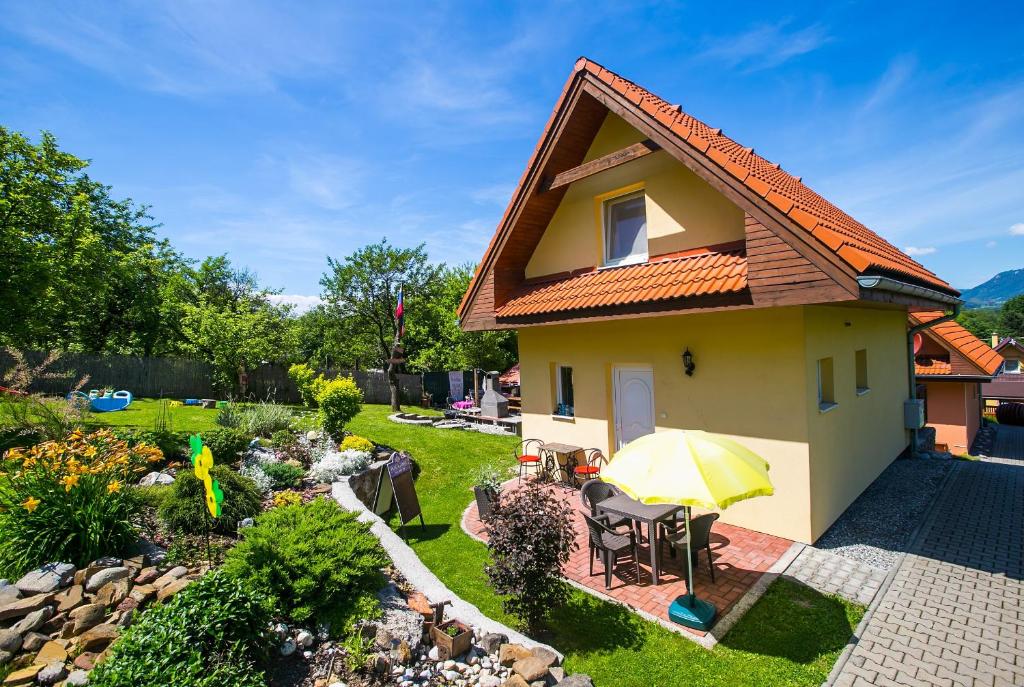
[373,452,424,538]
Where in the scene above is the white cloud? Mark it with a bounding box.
[282,153,364,211]
[695,21,830,71]
[1010,223,1024,236]
[986,240,998,248]
[903,246,937,256]
[471,184,514,205]
[267,294,322,314]
[859,55,916,115]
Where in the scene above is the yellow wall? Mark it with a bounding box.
[518,304,911,543]
[519,307,815,542]
[524,114,744,279]
[802,306,910,540]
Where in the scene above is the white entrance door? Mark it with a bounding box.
[613,366,655,450]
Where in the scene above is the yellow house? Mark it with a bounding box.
[459,59,962,544]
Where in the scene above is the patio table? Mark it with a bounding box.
[596,494,684,585]
[540,442,582,485]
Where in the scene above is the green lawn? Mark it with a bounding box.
[84,398,223,433]
[348,404,864,687]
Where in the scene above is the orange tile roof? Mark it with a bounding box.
[496,249,746,318]
[910,311,1004,376]
[915,357,952,376]
[574,59,955,294]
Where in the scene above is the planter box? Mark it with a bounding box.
[474,486,498,521]
[430,619,472,660]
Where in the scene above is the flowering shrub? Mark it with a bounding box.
[239,463,273,495]
[272,489,302,508]
[339,434,374,453]
[315,377,363,441]
[0,429,161,576]
[308,450,371,483]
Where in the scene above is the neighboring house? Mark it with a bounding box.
[910,312,1003,453]
[983,335,1024,406]
[457,59,962,544]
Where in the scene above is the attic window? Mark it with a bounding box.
[603,192,647,267]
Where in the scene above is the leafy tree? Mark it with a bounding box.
[320,239,442,409]
[998,295,1024,341]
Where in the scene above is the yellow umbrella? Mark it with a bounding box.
[602,429,774,630]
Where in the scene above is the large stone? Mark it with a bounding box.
[152,566,188,590]
[55,585,85,613]
[156,577,192,601]
[529,647,558,668]
[0,585,19,606]
[133,567,159,585]
[498,644,533,667]
[501,676,529,687]
[479,676,502,687]
[73,652,97,670]
[14,563,75,595]
[479,632,508,654]
[68,603,105,635]
[34,640,68,664]
[0,650,11,667]
[0,591,55,621]
[138,471,175,486]
[39,612,66,635]
[96,578,131,608]
[85,567,129,593]
[20,632,48,652]
[35,661,67,685]
[0,629,21,653]
[557,675,594,687]
[129,584,156,605]
[65,669,90,686]
[511,657,550,683]
[76,624,118,653]
[2,663,43,685]
[10,605,52,634]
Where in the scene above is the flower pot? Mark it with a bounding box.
[473,486,498,521]
[430,619,472,660]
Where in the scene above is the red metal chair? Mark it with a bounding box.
[573,448,606,486]
[515,439,545,484]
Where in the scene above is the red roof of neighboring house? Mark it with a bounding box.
[914,357,952,376]
[496,248,746,318]
[459,58,956,320]
[911,311,1004,377]
[499,363,519,385]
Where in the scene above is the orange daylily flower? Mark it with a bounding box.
[22,496,41,512]
[107,480,122,494]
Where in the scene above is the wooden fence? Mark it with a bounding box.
[1,351,422,406]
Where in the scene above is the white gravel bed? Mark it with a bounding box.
[814,457,952,570]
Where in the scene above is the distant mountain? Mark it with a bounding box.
[961,268,1024,308]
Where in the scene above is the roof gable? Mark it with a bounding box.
[459,58,958,329]
[911,311,1004,377]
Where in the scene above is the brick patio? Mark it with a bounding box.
[463,480,793,636]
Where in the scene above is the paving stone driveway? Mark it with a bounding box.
[831,450,1024,686]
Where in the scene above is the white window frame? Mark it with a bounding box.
[1005,359,1021,374]
[602,190,648,268]
[555,365,574,417]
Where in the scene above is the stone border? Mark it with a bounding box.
[460,487,804,649]
[822,460,961,686]
[331,480,560,659]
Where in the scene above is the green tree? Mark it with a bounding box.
[320,239,442,409]
[998,295,1024,341]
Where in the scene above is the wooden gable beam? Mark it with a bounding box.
[542,139,660,191]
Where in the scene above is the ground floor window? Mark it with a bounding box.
[555,365,574,417]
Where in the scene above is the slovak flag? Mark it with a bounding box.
[394,285,405,338]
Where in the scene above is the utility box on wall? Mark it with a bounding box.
[904,399,925,429]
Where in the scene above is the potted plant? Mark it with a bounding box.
[473,464,502,521]
[431,618,473,660]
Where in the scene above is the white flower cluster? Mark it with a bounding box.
[240,447,279,494]
[308,449,372,483]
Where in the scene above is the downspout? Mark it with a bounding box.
[856,276,962,456]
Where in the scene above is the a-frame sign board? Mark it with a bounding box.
[372,452,424,539]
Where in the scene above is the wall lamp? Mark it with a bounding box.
[682,348,695,376]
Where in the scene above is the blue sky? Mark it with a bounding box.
[3,1,1023,308]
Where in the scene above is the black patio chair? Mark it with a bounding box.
[659,512,720,583]
[583,514,641,589]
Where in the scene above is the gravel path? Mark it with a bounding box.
[814,457,952,570]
